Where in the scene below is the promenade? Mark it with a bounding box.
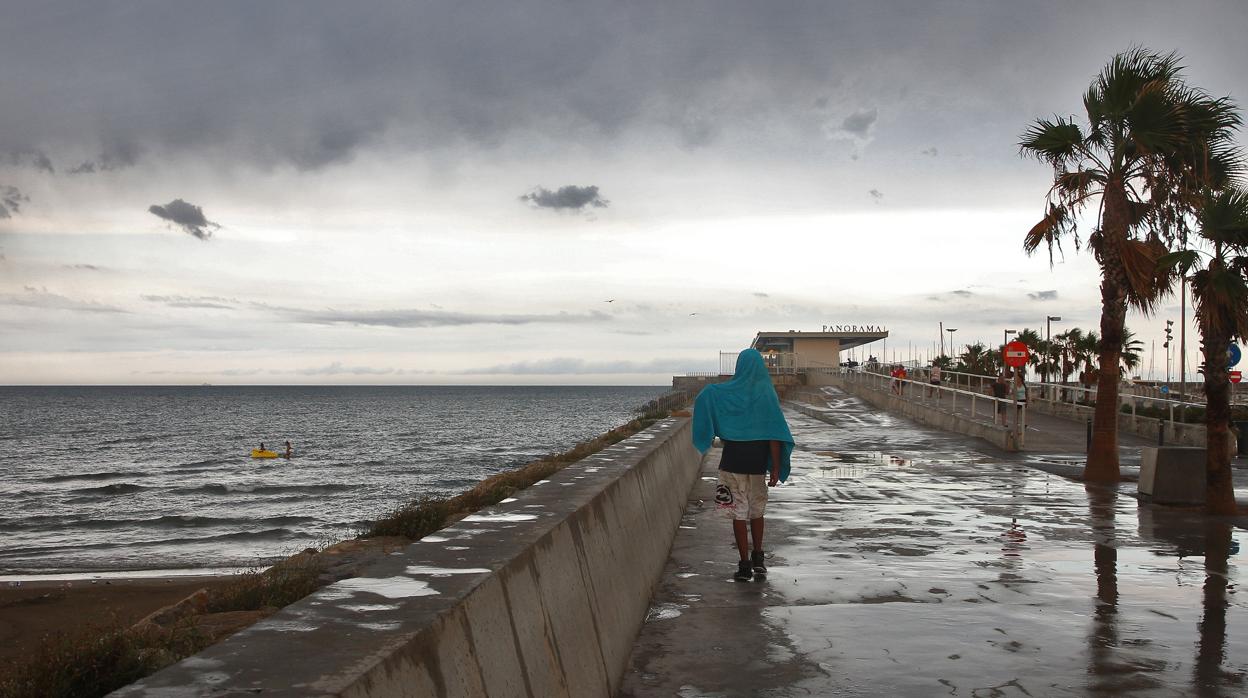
[620,387,1248,697]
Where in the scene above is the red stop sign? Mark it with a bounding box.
[1004,340,1030,368]
[1232,370,1242,384]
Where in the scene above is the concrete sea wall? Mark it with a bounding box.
[112,417,701,697]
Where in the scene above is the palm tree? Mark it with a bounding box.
[959,343,994,376]
[1019,48,1240,482]
[1161,188,1248,514]
[1119,327,1144,377]
[1017,328,1043,375]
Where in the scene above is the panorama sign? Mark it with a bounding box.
[822,324,887,333]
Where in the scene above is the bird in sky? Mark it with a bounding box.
[604,299,614,303]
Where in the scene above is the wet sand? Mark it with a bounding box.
[0,576,228,669]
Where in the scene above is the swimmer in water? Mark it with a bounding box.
[284,441,293,459]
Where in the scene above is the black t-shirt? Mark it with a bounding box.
[719,439,771,475]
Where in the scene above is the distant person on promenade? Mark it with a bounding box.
[928,363,943,398]
[692,348,795,582]
[990,373,1010,425]
[1013,372,1028,428]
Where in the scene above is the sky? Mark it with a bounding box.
[2,0,1247,385]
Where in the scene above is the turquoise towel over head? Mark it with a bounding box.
[692,348,795,482]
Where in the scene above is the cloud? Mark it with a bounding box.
[2,150,54,173]
[868,189,883,200]
[0,185,29,219]
[141,294,239,309]
[926,289,974,301]
[1027,290,1058,301]
[520,185,609,211]
[838,108,878,139]
[753,292,770,298]
[461,356,708,375]
[292,362,396,376]
[148,199,220,240]
[921,147,938,157]
[292,308,610,328]
[1,286,126,313]
[65,263,102,271]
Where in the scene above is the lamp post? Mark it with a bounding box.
[1164,320,1174,392]
[946,328,958,371]
[1003,329,1017,376]
[1045,315,1062,393]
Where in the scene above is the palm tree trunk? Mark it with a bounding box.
[1087,279,1125,482]
[1201,319,1236,514]
[1085,182,1130,482]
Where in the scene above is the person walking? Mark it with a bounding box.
[990,373,1010,426]
[692,348,795,581]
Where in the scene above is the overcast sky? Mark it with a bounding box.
[2,1,1246,385]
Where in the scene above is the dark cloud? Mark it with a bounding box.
[520,185,609,211]
[293,308,610,328]
[141,294,238,309]
[1027,290,1058,301]
[148,199,219,240]
[868,189,884,200]
[2,286,126,313]
[1,185,29,218]
[753,292,770,298]
[2,150,54,173]
[65,263,102,271]
[921,147,939,157]
[838,108,878,139]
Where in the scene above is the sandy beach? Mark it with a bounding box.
[0,576,229,670]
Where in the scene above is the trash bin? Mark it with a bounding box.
[1237,421,1248,456]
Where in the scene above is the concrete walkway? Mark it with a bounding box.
[619,387,1248,697]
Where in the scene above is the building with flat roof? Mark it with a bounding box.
[752,328,889,369]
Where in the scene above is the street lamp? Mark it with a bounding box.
[1164,320,1174,390]
[1045,316,1062,387]
[946,328,958,366]
[1003,329,1017,376]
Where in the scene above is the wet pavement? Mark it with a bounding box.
[619,387,1248,697]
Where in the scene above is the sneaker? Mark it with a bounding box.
[734,560,753,581]
[751,550,767,575]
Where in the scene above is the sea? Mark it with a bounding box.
[0,385,664,577]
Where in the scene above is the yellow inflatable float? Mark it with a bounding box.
[251,449,280,459]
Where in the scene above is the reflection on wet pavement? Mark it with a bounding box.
[620,387,1247,697]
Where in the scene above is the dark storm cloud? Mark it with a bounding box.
[293,308,610,328]
[520,185,609,211]
[148,199,219,240]
[1027,290,1059,301]
[838,108,878,139]
[0,185,28,218]
[0,1,1242,182]
[2,150,54,173]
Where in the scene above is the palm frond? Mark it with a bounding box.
[1119,236,1176,312]
[1024,204,1072,262]
[1019,118,1084,165]
[1191,259,1248,341]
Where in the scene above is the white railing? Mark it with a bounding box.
[895,367,1209,425]
[842,367,1021,432]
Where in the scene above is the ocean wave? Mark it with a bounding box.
[182,483,352,496]
[0,528,303,557]
[39,470,147,483]
[69,482,148,496]
[176,458,232,468]
[0,514,317,532]
[99,434,164,445]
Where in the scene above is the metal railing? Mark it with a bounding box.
[842,367,1021,432]
[897,367,1210,425]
